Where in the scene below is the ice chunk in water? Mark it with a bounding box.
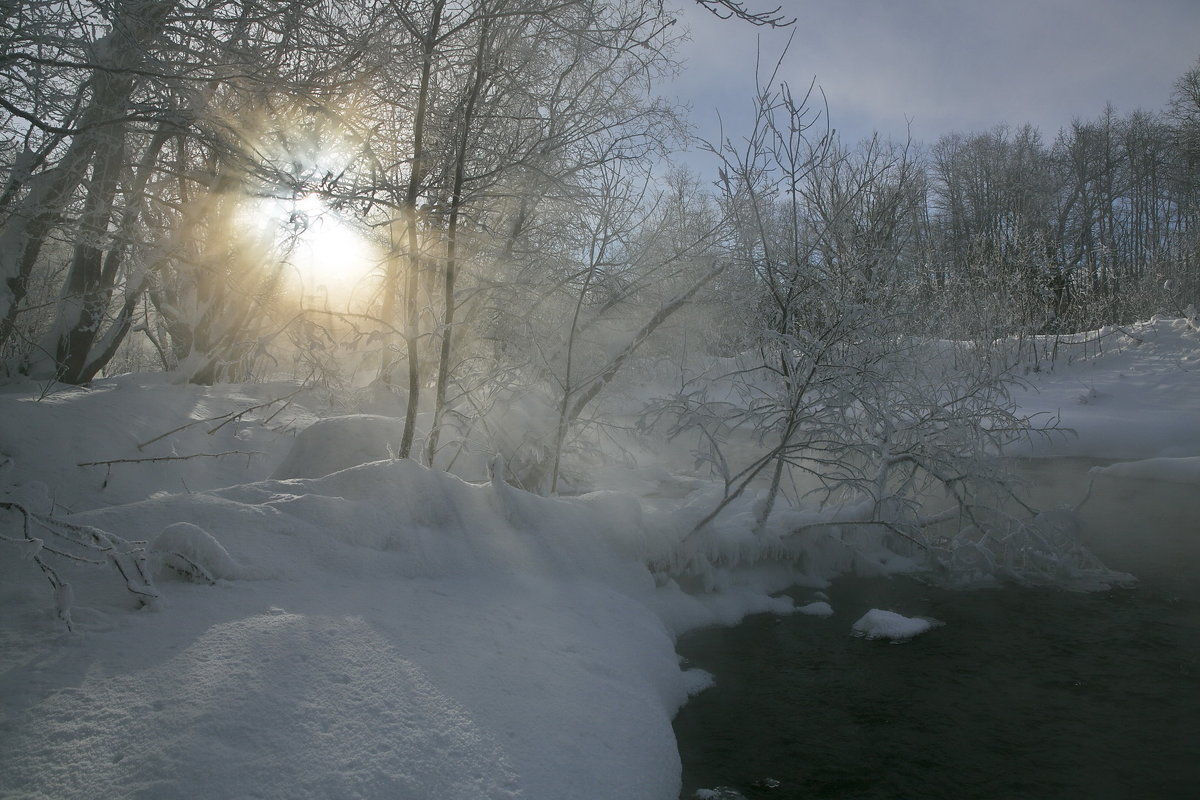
[851,608,942,641]
[797,601,834,617]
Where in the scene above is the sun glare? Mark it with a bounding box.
[241,192,380,308]
[284,193,380,305]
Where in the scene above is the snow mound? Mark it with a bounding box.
[681,668,716,696]
[851,609,943,641]
[3,613,526,799]
[149,521,241,581]
[271,414,407,479]
[0,376,311,510]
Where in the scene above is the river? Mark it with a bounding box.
[673,460,1200,799]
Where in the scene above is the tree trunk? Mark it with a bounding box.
[427,10,494,465]
[0,0,180,367]
[395,0,445,459]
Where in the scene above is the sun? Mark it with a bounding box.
[280,193,381,306]
[239,191,380,308]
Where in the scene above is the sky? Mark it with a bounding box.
[667,0,1200,161]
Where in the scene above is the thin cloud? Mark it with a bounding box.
[670,0,1200,146]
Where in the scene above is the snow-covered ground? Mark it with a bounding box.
[1006,316,1200,461]
[1,317,1197,799]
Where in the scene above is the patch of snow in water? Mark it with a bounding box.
[851,609,943,641]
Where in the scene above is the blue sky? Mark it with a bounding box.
[667,0,1200,158]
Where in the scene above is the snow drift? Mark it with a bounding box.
[0,399,788,800]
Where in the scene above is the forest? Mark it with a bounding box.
[2,5,1195,365]
[1,0,1197,550]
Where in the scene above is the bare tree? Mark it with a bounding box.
[656,79,1051,571]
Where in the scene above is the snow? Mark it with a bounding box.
[149,521,242,581]
[850,609,943,642]
[693,789,748,800]
[1089,456,1200,485]
[1,317,1197,798]
[996,319,1200,582]
[796,601,834,617]
[270,414,407,479]
[1006,317,1200,460]
[0,388,787,799]
[1,472,693,797]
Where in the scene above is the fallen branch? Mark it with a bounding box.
[1,499,158,630]
[78,451,263,489]
[136,387,305,450]
[78,451,263,468]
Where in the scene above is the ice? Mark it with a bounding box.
[851,609,943,641]
[797,601,834,616]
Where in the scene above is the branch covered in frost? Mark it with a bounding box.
[1,499,158,630]
[693,0,794,27]
[136,388,305,451]
[78,451,263,467]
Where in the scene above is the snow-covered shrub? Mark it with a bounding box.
[634,81,1081,593]
[150,522,241,582]
[925,507,1132,591]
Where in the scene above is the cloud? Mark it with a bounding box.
[668,0,1200,146]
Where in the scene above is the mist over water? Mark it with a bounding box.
[673,459,1200,799]
[1015,457,1200,593]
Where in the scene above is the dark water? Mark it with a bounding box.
[674,576,1200,800]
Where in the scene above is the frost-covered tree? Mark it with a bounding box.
[651,79,1053,575]
[0,0,381,382]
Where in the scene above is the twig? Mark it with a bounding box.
[206,387,304,435]
[136,387,304,450]
[788,518,928,550]
[79,451,263,467]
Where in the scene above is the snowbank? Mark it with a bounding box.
[0,461,703,798]
[0,387,797,800]
[1006,317,1200,460]
[1089,456,1200,485]
[0,374,312,510]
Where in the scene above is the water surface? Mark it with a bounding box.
[674,576,1200,799]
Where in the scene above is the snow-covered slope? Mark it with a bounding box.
[1,466,691,798]
[1007,316,1200,460]
[0,385,790,800]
